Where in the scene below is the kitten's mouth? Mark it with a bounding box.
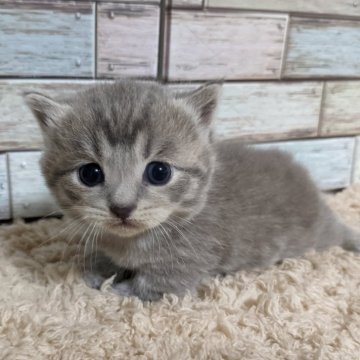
[119,220,138,228]
[107,218,146,235]
[110,219,139,229]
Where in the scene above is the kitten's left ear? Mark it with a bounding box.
[24,92,70,133]
[177,82,222,128]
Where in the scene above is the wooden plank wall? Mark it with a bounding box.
[1,0,360,218]
[0,154,10,220]
[284,18,360,78]
[206,1,360,17]
[0,2,95,77]
[8,152,59,218]
[97,3,160,77]
[165,11,287,80]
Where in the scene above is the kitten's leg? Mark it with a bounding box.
[111,277,162,301]
[83,253,133,289]
[111,268,201,301]
[342,227,360,252]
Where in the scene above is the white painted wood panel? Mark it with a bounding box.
[97,0,160,2]
[171,0,203,7]
[8,152,59,218]
[351,136,360,185]
[320,81,360,136]
[256,138,355,190]
[0,80,95,151]
[206,0,360,17]
[352,136,360,184]
[214,82,322,141]
[166,11,287,80]
[0,2,94,77]
[284,18,360,78]
[0,154,11,220]
[97,3,160,78]
[171,82,322,141]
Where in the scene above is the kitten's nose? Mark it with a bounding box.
[109,204,136,220]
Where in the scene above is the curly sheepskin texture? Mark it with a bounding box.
[1,187,360,359]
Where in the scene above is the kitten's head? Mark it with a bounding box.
[25,80,220,237]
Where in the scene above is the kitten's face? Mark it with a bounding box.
[26,81,220,237]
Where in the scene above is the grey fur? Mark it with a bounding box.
[25,80,360,301]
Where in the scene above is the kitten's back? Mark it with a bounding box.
[197,139,356,272]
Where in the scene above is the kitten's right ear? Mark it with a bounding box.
[24,92,70,132]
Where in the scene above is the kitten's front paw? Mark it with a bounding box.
[82,253,132,290]
[111,278,163,301]
[83,271,107,290]
[111,280,134,297]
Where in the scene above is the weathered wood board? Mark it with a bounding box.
[97,0,160,2]
[256,137,355,190]
[320,81,360,136]
[352,136,360,184]
[0,2,94,77]
[171,0,203,7]
[165,11,287,80]
[97,3,160,78]
[8,152,59,218]
[2,80,324,150]
[0,154,11,220]
[214,82,322,141]
[0,80,95,151]
[206,0,360,17]
[284,18,360,78]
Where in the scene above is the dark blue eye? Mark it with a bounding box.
[145,162,172,186]
[78,163,104,187]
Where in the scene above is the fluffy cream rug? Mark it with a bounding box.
[1,187,360,359]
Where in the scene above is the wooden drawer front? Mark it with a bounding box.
[0,2,94,77]
[0,154,11,220]
[166,11,287,80]
[206,0,360,17]
[0,80,95,151]
[97,3,160,78]
[8,152,59,218]
[214,82,322,141]
[256,137,355,191]
[320,81,360,136]
[284,18,360,78]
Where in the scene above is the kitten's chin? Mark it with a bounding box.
[105,220,149,238]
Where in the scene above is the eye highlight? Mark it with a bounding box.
[145,162,172,186]
[78,163,104,187]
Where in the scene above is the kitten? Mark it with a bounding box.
[25,80,360,301]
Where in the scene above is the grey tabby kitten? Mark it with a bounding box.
[25,80,360,301]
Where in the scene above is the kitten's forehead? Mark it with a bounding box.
[68,81,199,161]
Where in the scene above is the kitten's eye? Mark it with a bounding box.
[78,163,104,187]
[145,162,172,186]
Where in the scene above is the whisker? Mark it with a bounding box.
[84,222,97,273]
[60,218,88,262]
[166,218,200,260]
[76,223,92,269]
[37,217,83,248]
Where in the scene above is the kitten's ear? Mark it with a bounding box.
[177,82,222,128]
[24,92,70,132]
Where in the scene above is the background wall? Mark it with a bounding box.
[1,0,360,219]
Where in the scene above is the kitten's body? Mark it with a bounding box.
[25,80,359,301]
